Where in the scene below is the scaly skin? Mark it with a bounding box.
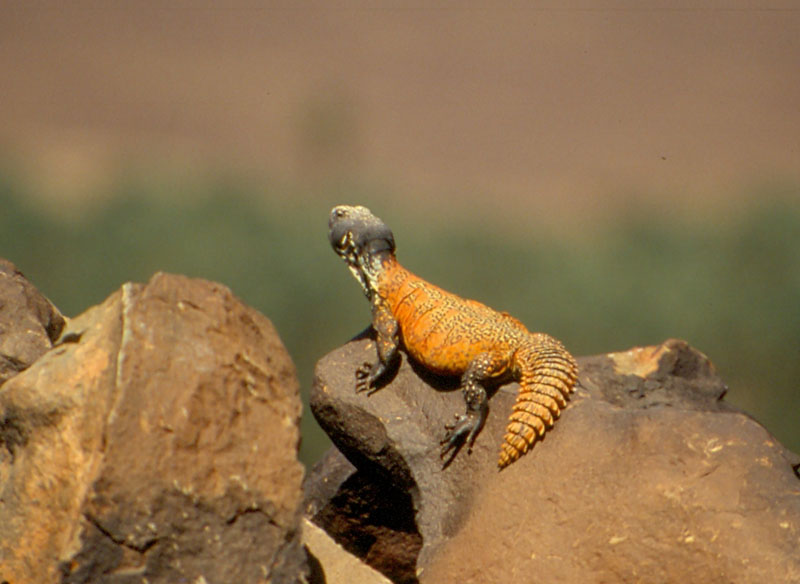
[329,205,578,469]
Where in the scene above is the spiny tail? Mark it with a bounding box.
[498,337,578,469]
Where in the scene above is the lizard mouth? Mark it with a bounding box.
[332,230,371,295]
[332,231,356,261]
[329,205,395,297]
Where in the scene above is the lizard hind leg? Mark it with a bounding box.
[441,350,511,466]
[498,341,578,469]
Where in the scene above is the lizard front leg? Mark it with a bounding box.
[440,351,510,464]
[356,299,400,394]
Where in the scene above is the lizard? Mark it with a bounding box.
[328,205,578,469]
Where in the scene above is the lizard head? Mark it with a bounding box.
[329,205,395,298]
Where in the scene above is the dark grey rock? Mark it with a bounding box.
[310,336,800,584]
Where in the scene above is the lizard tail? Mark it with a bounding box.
[498,338,578,469]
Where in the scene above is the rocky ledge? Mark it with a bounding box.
[308,332,800,583]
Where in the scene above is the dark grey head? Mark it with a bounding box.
[329,205,395,297]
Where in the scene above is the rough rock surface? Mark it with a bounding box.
[0,259,65,385]
[0,272,306,584]
[304,448,421,584]
[302,518,392,584]
[310,334,800,583]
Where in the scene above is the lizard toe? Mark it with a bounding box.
[355,363,372,393]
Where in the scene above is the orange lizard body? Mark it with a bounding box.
[329,205,578,469]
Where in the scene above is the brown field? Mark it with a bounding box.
[1,1,798,225]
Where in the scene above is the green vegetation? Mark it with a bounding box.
[1,170,798,463]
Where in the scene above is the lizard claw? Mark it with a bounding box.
[355,363,372,393]
[355,362,386,396]
[440,412,481,464]
[440,406,488,468]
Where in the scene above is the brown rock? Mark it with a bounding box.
[303,446,357,521]
[311,336,800,583]
[0,272,306,583]
[304,447,423,584]
[310,329,460,578]
[0,258,65,385]
[304,450,421,584]
[302,518,392,584]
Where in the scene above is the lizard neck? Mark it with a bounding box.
[351,249,400,301]
[366,252,411,303]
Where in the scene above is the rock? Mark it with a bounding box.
[303,446,357,520]
[303,448,421,584]
[0,272,306,584]
[310,336,800,583]
[0,258,65,385]
[304,448,423,583]
[301,518,392,584]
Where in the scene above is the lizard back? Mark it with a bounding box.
[377,258,526,377]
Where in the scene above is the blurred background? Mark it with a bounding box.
[1,2,798,464]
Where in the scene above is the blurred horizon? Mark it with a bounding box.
[2,3,799,221]
[1,3,798,463]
